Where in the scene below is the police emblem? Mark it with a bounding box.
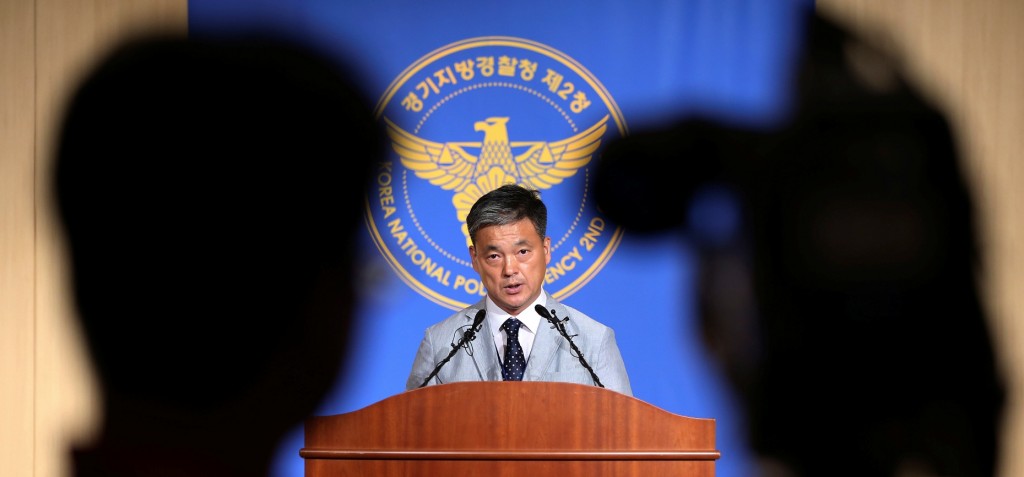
[366,36,626,310]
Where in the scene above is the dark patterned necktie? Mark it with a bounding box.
[501,318,526,381]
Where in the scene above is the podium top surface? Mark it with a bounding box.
[304,382,716,454]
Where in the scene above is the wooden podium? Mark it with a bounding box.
[301,381,719,476]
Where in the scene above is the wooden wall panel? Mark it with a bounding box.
[817,2,1024,477]
[1,0,40,476]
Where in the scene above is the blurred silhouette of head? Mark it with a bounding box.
[54,33,384,476]
[594,12,1005,477]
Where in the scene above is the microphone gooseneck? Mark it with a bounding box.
[534,304,604,388]
[419,309,486,388]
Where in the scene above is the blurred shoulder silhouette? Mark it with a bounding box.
[594,11,1005,477]
[53,32,384,477]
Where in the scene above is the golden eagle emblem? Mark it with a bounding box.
[385,115,608,245]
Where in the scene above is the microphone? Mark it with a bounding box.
[418,309,486,388]
[534,304,604,388]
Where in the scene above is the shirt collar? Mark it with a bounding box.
[485,290,546,335]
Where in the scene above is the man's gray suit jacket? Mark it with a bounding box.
[405,297,633,396]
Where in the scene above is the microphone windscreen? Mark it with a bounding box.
[534,304,555,322]
[472,309,486,328]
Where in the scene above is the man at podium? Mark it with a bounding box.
[405,184,632,396]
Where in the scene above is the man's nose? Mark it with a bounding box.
[502,256,519,276]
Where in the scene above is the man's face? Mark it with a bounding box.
[470,218,551,316]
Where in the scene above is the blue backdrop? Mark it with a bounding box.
[189,2,812,476]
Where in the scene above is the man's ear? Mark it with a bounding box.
[469,245,479,273]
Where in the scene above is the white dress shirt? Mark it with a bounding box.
[486,290,547,364]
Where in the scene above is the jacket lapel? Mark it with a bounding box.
[523,298,567,380]
[465,300,502,382]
